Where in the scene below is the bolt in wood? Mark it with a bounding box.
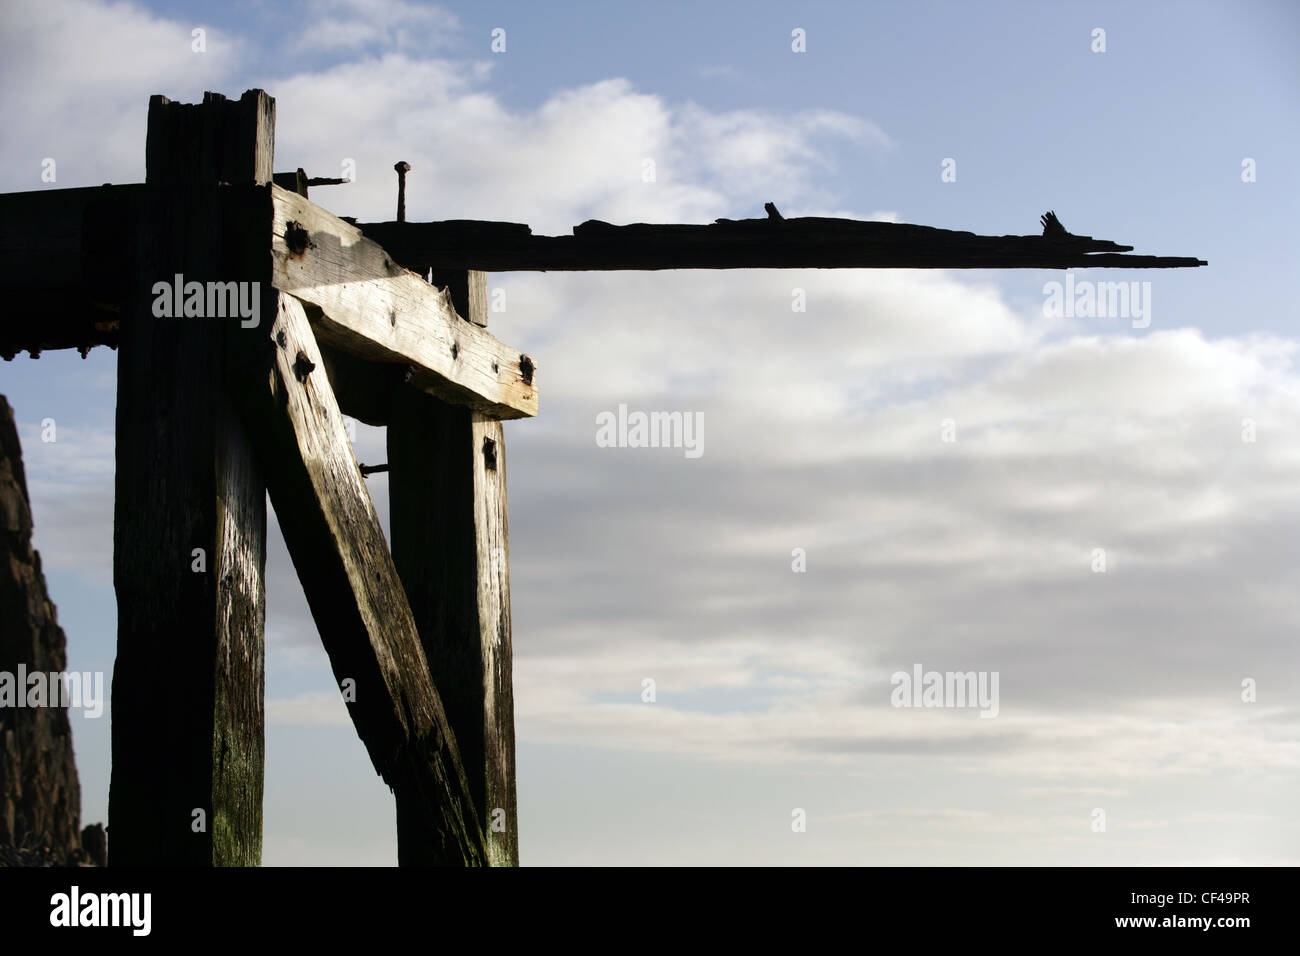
[394,161,411,223]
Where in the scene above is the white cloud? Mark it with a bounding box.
[265,59,884,233]
[0,0,237,188]
[294,0,460,53]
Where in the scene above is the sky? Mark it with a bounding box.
[1,0,1297,865]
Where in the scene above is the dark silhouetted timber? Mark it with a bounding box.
[356,207,1208,273]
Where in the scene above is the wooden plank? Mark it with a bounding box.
[358,215,1208,272]
[269,185,537,419]
[109,90,270,866]
[230,290,487,866]
[389,269,518,866]
[308,274,491,423]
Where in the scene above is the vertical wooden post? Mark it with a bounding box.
[389,269,519,866]
[109,90,272,865]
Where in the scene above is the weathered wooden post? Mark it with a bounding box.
[109,91,272,865]
[389,269,519,866]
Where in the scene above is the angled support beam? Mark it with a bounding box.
[109,89,270,866]
[269,185,537,419]
[231,290,487,866]
[389,269,518,866]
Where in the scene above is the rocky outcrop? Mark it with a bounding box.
[0,395,87,864]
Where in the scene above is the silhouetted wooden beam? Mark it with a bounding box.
[0,185,141,357]
[270,170,349,198]
[357,216,1208,272]
[0,293,120,359]
[272,169,309,197]
[1,185,1205,358]
[0,185,140,290]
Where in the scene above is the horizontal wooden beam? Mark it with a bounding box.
[230,290,487,865]
[357,216,1208,272]
[270,185,537,419]
[0,185,139,291]
[0,183,1204,358]
[0,185,142,357]
[0,184,541,416]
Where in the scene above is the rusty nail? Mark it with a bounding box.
[394,161,411,222]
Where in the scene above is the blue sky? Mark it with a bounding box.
[1,0,1297,865]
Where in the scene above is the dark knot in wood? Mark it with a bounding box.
[293,351,316,383]
[286,220,313,256]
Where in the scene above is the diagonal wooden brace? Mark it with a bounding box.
[231,290,487,865]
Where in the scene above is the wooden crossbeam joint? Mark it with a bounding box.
[269,185,537,418]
